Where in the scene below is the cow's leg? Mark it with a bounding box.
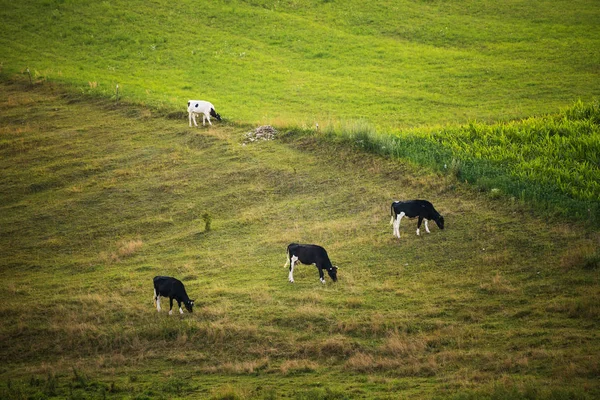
[318,266,325,284]
[178,300,184,314]
[394,212,405,238]
[416,216,423,235]
[424,219,431,234]
[156,294,161,312]
[168,298,174,315]
[204,113,212,126]
[153,288,158,309]
[289,255,298,283]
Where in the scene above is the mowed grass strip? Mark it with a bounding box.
[1,81,599,398]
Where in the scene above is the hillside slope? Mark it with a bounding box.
[1,0,598,128]
[1,80,599,399]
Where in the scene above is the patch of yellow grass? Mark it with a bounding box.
[100,238,144,264]
[479,272,515,294]
[279,359,318,375]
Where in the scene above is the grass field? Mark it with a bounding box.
[2,0,598,225]
[1,0,599,398]
[315,101,600,225]
[1,79,599,399]
[1,0,599,129]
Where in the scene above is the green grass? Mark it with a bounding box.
[1,0,599,397]
[2,0,597,224]
[1,0,598,129]
[1,80,599,399]
[313,100,600,224]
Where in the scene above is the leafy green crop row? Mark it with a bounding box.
[318,100,600,225]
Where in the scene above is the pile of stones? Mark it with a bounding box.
[243,125,278,144]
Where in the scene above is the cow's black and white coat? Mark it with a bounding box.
[187,100,221,127]
[153,276,194,314]
[390,200,444,238]
[284,243,338,284]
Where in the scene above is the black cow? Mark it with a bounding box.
[284,243,338,284]
[390,200,444,238]
[153,276,194,314]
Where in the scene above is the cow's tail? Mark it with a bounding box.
[283,247,290,268]
[390,202,396,225]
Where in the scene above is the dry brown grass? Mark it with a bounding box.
[298,334,357,359]
[344,352,439,376]
[479,272,515,294]
[560,241,600,271]
[381,331,426,357]
[204,358,270,375]
[279,359,319,375]
[100,239,144,264]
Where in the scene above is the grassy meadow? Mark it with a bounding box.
[1,0,600,398]
[1,78,599,399]
[1,0,599,129]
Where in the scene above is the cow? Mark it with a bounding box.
[284,243,338,284]
[390,200,444,238]
[153,276,194,315]
[187,100,221,127]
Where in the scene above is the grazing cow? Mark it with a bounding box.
[187,100,221,127]
[153,276,194,315]
[284,243,338,284]
[390,200,444,238]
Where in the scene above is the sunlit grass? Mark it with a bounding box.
[0,80,598,399]
[1,0,598,129]
[311,100,600,224]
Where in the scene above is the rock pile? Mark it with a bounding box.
[243,125,278,144]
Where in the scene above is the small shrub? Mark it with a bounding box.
[202,212,212,232]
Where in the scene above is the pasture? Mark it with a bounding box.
[1,0,599,129]
[0,79,598,399]
[1,0,599,398]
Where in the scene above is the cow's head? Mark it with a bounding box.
[327,266,338,282]
[436,215,445,230]
[184,300,194,313]
[210,108,222,121]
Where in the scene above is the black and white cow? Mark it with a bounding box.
[153,276,194,314]
[390,200,444,238]
[284,243,338,284]
[187,100,221,127]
